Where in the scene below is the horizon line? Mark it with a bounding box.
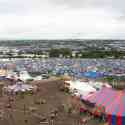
[0,38,125,41]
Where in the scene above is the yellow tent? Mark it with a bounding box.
[0,69,7,76]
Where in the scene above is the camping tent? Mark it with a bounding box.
[67,80,96,96]
[5,82,33,93]
[0,69,7,76]
[33,75,42,80]
[19,71,33,81]
[81,87,125,125]
[81,71,105,79]
[0,76,7,80]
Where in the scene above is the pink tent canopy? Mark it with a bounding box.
[81,87,125,125]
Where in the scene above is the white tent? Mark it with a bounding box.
[33,75,42,80]
[19,71,33,81]
[6,82,33,93]
[66,80,96,96]
[89,81,103,90]
[6,70,19,80]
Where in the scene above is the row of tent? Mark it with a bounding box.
[0,59,125,77]
[0,70,43,82]
[0,59,125,83]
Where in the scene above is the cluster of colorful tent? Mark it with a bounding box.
[4,81,35,93]
[1,59,125,78]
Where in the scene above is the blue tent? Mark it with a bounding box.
[81,71,105,79]
[0,76,7,80]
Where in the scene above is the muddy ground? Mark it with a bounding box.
[0,79,102,125]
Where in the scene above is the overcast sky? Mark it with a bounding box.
[0,0,125,39]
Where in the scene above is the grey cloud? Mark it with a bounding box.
[48,0,123,7]
[48,0,109,7]
[49,0,125,14]
[0,0,47,15]
[0,1,30,14]
[47,0,125,22]
[0,0,125,16]
[0,0,125,39]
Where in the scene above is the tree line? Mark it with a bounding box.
[49,49,125,59]
[1,48,125,59]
